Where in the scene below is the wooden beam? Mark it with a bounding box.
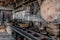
[0,0,5,1]
[23,0,37,5]
[14,0,16,3]
[14,0,37,9]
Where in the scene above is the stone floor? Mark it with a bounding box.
[0,32,15,40]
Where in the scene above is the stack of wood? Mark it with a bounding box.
[0,25,6,32]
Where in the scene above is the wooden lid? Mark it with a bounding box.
[40,0,58,22]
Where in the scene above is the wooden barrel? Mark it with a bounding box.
[46,23,60,36]
[40,0,60,22]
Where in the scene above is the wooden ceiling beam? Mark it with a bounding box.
[23,0,37,5]
[14,0,16,3]
[0,0,5,1]
[14,0,37,9]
